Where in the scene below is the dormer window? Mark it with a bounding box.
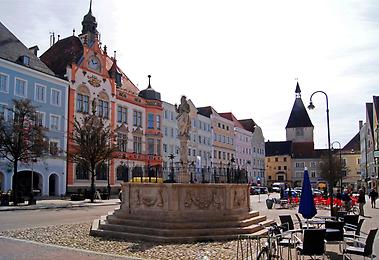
[21,55,30,66]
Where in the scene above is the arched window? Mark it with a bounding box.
[76,162,89,180]
[96,162,108,180]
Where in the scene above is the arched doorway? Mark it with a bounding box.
[13,171,41,197]
[49,174,59,196]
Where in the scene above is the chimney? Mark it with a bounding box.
[359,120,363,130]
[29,45,39,56]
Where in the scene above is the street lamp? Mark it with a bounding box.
[331,141,342,190]
[308,90,334,213]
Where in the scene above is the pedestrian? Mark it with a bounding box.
[357,188,365,216]
[288,185,292,204]
[341,189,352,211]
[369,188,378,208]
[280,186,284,200]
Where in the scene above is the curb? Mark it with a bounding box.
[0,235,146,260]
[0,201,120,212]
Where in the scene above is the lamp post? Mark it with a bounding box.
[308,90,334,214]
[331,141,342,190]
[168,154,175,182]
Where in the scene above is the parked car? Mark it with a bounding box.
[294,187,302,196]
[250,186,268,195]
[312,189,323,197]
[284,189,297,198]
[272,182,285,193]
[250,186,260,195]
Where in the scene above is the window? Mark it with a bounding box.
[284,166,287,170]
[76,94,89,113]
[35,84,46,102]
[0,104,9,121]
[50,89,61,106]
[117,106,128,123]
[76,162,89,180]
[117,132,128,152]
[278,166,281,170]
[15,78,27,97]
[170,128,174,137]
[295,162,305,168]
[97,100,109,119]
[50,114,60,131]
[116,165,128,181]
[96,163,108,180]
[156,139,161,156]
[214,133,217,141]
[0,73,9,93]
[164,127,168,136]
[284,157,287,162]
[133,136,142,153]
[163,144,167,153]
[147,138,154,154]
[133,110,142,127]
[275,157,278,162]
[214,150,217,158]
[156,115,161,129]
[198,135,202,144]
[218,151,221,159]
[35,111,45,127]
[296,128,304,136]
[164,110,169,119]
[311,171,316,178]
[49,141,59,156]
[148,113,154,129]
[188,148,191,156]
[193,149,196,156]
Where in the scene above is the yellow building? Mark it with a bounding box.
[265,141,293,187]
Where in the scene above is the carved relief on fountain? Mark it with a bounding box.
[132,188,164,208]
[183,188,223,210]
[233,188,247,208]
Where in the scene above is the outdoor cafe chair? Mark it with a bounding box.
[344,219,364,242]
[279,215,295,231]
[295,228,327,260]
[324,220,345,252]
[343,228,378,260]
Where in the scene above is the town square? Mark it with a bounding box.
[0,0,378,259]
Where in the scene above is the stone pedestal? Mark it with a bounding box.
[90,183,273,242]
[177,136,190,183]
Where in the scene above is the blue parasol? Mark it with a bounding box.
[298,167,317,220]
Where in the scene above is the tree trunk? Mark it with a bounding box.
[90,170,95,203]
[12,160,18,206]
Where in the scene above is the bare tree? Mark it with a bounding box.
[68,114,116,202]
[0,99,47,204]
[318,154,349,214]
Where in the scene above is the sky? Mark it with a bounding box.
[1,0,378,149]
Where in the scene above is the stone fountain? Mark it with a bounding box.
[90,96,272,242]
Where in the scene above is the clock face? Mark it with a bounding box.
[88,56,101,72]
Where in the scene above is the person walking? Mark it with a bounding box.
[341,189,352,211]
[357,188,366,216]
[369,187,378,208]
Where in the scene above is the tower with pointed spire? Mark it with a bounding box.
[80,0,98,42]
[285,82,314,143]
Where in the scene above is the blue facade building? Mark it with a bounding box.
[0,21,69,196]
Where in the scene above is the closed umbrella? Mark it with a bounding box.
[298,167,317,227]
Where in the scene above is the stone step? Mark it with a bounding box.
[91,219,270,243]
[113,209,260,222]
[106,214,267,229]
[99,219,265,237]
